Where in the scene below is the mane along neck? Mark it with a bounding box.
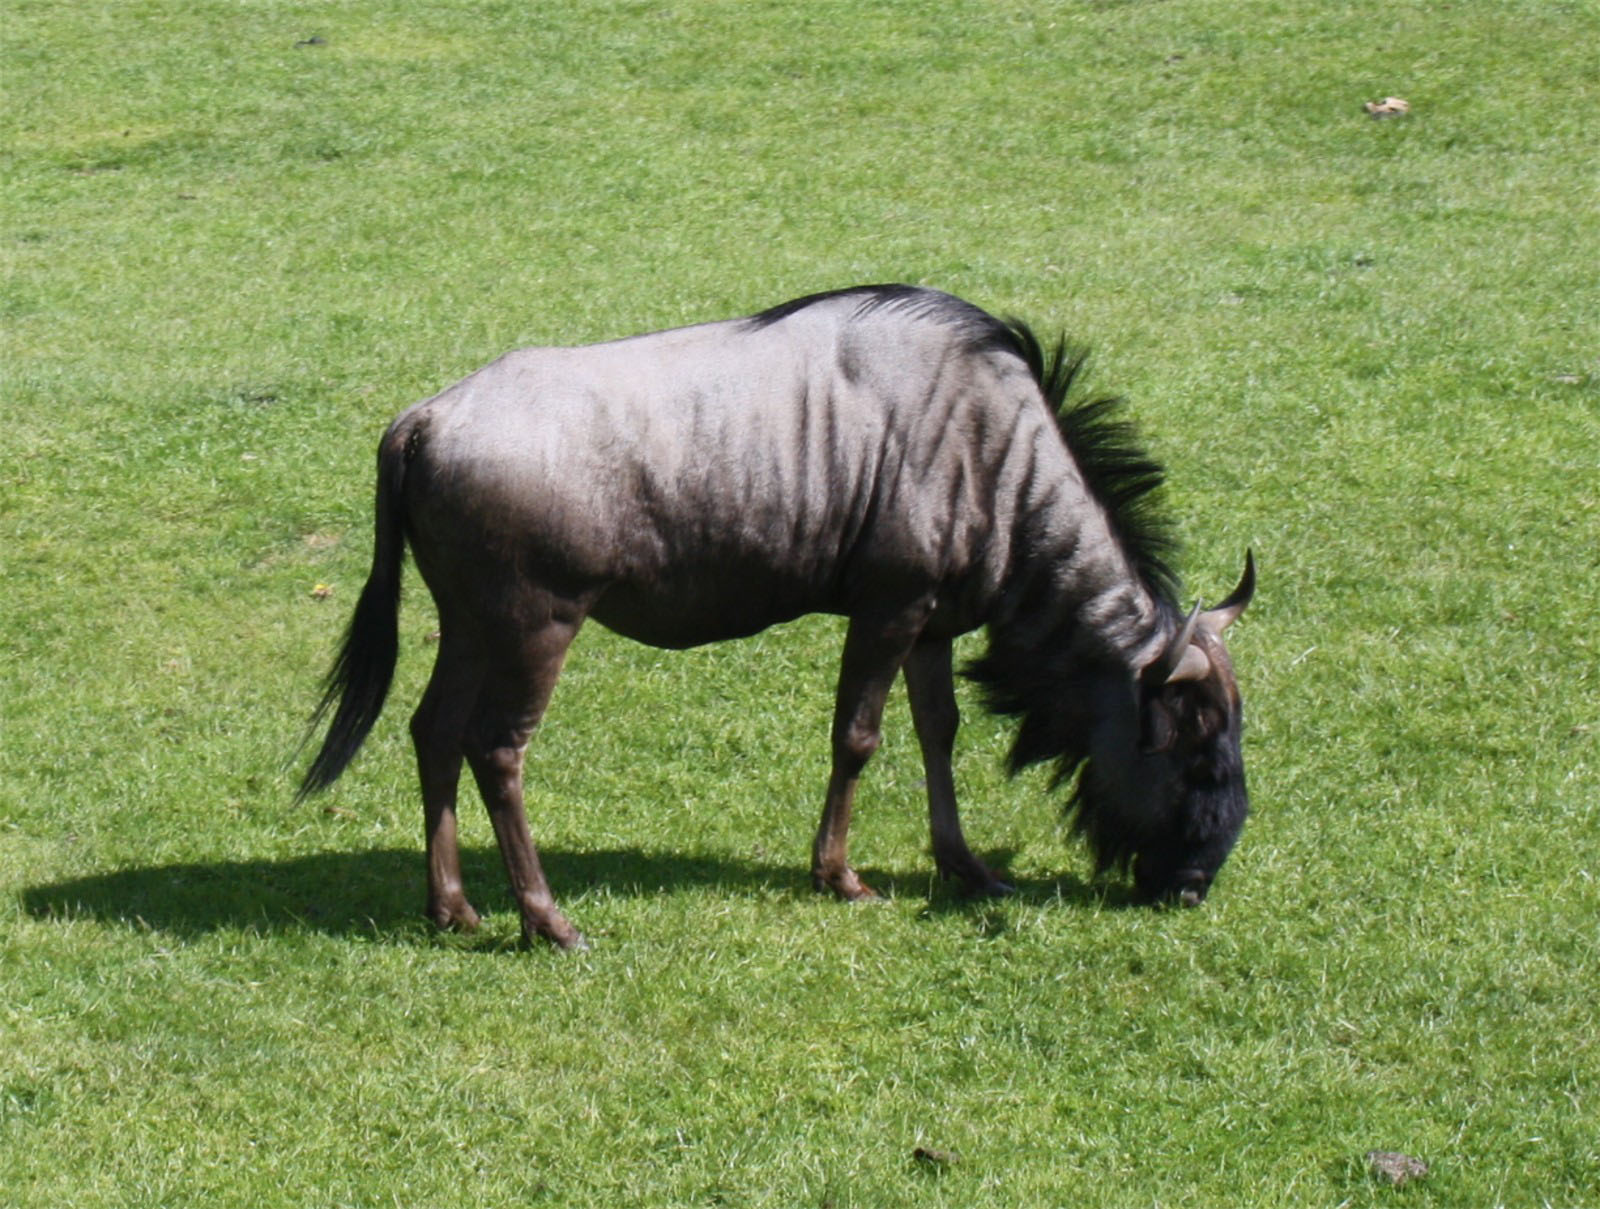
[998,322,1180,609]
[964,319,1183,777]
[965,560,1175,778]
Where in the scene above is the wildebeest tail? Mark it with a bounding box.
[296,418,415,799]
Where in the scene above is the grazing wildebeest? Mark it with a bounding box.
[299,285,1254,949]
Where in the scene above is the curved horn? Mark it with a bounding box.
[1166,642,1213,684]
[1142,601,1206,687]
[1201,549,1256,633]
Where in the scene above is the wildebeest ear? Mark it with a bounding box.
[1201,549,1255,633]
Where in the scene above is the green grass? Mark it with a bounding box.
[3,0,1598,1204]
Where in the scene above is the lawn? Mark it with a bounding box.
[3,1,1597,1205]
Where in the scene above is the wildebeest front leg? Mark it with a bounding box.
[462,617,588,950]
[811,613,925,901]
[903,637,1013,897]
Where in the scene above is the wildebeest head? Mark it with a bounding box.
[1073,553,1256,906]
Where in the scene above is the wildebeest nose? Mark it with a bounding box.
[1174,871,1208,908]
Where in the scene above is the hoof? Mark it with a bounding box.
[812,868,880,902]
[524,911,588,951]
[936,857,1013,899]
[429,897,481,932]
[973,878,1015,898]
[546,924,590,952]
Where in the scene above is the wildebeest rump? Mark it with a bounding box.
[299,286,1255,948]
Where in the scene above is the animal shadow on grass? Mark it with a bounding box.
[22,847,789,945]
[915,847,1143,927]
[23,846,1136,945]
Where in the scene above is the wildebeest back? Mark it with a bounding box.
[395,290,1112,649]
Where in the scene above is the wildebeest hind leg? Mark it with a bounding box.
[903,638,1013,897]
[462,616,588,950]
[811,612,927,902]
[411,636,485,932]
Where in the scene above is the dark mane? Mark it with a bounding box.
[965,316,1184,854]
[746,284,925,328]
[998,320,1181,608]
[746,283,1017,352]
[752,289,1179,606]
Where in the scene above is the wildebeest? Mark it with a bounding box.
[299,285,1254,949]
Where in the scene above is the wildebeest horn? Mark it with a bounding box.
[1143,602,1209,686]
[1201,549,1256,633]
[1166,642,1212,684]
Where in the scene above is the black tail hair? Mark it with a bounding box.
[295,421,413,799]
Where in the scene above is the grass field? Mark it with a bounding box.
[4,0,1598,1204]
